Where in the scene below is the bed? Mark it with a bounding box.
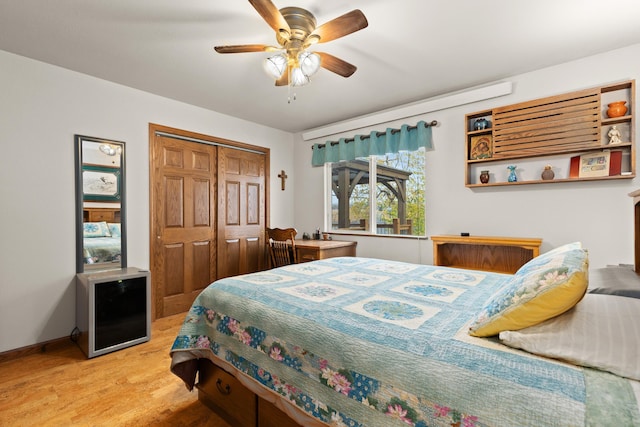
[170,243,640,426]
[82,220,121,264]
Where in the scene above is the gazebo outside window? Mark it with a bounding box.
[330,150,425,235]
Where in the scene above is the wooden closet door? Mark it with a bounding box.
[217,147,266,278]
[151,135,217,318]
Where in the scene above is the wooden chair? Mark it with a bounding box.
[266,227,298,268]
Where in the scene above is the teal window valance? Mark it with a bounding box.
[311,120,436,166]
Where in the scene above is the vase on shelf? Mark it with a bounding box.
[606,101,628,118]
[479,170,490,184]
[541,165,555,180]
[507,165,518,182]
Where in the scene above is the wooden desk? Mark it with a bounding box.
[431,235,542,274]
[295,240,357,263]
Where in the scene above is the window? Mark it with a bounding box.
[327,147,426,236]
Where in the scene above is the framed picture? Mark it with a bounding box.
[469,135,493,160]
[578,151,611,178]
[82,165,122,202]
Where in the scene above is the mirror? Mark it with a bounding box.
[75,135,127,273]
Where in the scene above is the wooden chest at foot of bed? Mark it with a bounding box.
[196,359,301,427]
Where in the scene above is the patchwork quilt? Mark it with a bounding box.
[170,257,640,427]
[83,236,121,264]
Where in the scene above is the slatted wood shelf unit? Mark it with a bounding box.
[465,80,635,187]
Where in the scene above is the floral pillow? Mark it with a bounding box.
[107,222,121,238]
[469,245,589,337]
[83,221,112,238]
[513,241,582,275]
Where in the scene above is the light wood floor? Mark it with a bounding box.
[0,313,231,426]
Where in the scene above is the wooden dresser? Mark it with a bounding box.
[83,207,121,223]
[295,239,357,263]
[431,235,542,274]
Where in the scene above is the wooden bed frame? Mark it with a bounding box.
[194,190,640,426]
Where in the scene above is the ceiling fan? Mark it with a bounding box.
[214,0,368,87]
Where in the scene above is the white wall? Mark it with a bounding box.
[0,50,295,353]
[294,44,640,269]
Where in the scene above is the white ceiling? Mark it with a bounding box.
[1,0,640,133]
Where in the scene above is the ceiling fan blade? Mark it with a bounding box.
[316,52,357,77]
[214,44,275,54]
[275,72,289,86]
[248,0,290,34]
[310,10,368,43]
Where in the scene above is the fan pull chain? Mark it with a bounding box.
[287,66,291,103]
[287,66,296,104]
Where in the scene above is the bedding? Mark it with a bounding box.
[170,257,640,427]
[588,265,640,291]
[499,294,640,381]
[83,222,121,264]
[589,287,640,298]
[588,265,640,299]
[468,244,588,337]
[83,221,112,238]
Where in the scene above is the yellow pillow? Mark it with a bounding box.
[468,246,588,337]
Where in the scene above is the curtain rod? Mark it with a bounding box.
[311,120,438,149]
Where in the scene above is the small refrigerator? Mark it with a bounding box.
[75,267,151,358]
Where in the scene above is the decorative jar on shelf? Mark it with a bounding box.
[541,165,555,180]
[606,101,628,118]
[479,170,490,184]
[507,165,518,182]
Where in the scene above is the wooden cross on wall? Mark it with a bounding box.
[278,170,288,191]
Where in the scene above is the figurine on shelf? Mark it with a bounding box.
[507,165,518,182]
[608,125,622,145]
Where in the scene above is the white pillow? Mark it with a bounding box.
[499,294,640,380]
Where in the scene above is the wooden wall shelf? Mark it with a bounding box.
[465,80,635,186]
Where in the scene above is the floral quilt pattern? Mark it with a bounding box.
[172,304,483,427]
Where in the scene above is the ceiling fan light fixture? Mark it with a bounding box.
[299,51,320,77]
[99,144,117,156]
[263,53,287,79]
[215,2,368,98]
[290,67,309,87]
